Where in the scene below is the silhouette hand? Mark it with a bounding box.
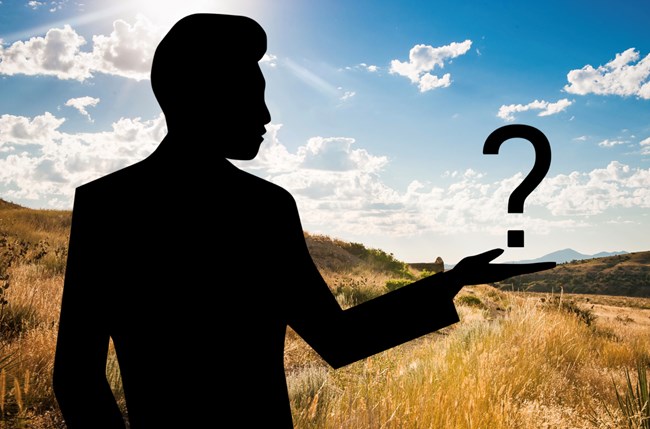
[447,248,556,295]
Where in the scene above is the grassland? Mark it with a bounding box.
[0,200,649,428]
[495,251,650,297]
[286,279,650,429]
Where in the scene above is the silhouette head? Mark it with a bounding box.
[151,13,271,160]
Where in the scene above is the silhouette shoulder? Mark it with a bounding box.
[70,160,159,220]
[225,161,297,205]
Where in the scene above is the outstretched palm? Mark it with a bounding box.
[449,248,555,290]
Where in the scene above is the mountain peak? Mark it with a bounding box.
[512,248,629,264]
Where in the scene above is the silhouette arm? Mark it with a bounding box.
[283,194,556,369]
[284,198,459,369]
[53,190,125,429]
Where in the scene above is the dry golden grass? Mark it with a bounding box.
[287,285,650,429]
[2,255,649,429]
[1,207,648,428]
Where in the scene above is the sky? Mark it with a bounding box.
[0,0,649,264]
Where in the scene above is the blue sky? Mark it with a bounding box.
[1,1,649,264]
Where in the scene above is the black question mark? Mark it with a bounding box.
[483,124,551,247]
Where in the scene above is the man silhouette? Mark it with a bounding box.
[53,13,555,428]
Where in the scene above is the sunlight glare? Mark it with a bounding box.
[126,0,264,31]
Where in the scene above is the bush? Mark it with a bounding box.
[333,277,385,307]
[385,279,413,292]
[456,294,484,308]
[541,296,596,326]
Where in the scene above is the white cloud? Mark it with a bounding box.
[497,98,573,121]
[418,72,451,91]
[346,63,379,73]
[0,111,166,207]
[49,0,66,12]
[234,127,650,240]
[640,137,650,155]
[8,115,649,239]
[90,16,162,80]
[0,112,64,144]
[0,15,163,81]
[27,1,44,9]
[573,135,587,141]
[389,40,472,92]
[340,90,356,101]
[260,53,277,67]
[537,161,650,216]
[564,48,650,99]
[598,139,626,147]
[65,96,100,120]
[0,24,91,80]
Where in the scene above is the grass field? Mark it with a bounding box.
[1,203,648,427]
[286,281,650,429]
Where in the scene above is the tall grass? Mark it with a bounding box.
[2,208,649,428]
[611,361,649,429]
[287,286,650,428]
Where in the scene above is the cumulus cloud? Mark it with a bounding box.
[0,24,91,79]
[7,115,649,239]
[0,15,163,81]
[564,48,650,99]
[65,96,100,120]
[573,135,588,141]
[233,127,649,240]
[389,40,472,92]
[0,111,166,207]
[497,98,573,121]
[536,161,650,216]
[0,112,64,144]
[91,16,162,80]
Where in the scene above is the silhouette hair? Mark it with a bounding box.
[151,14,266,117]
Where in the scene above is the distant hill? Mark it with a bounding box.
[304,232,416,278]
[494,251,650,297]
[507,248,629,264]
[1,197,647,297]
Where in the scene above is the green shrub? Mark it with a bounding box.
[385,279,413,292]
[456,294,484,308]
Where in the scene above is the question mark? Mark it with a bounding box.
[483,124,551,248]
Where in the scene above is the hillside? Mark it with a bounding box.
[2,198,648,297]
[494,251,650,297]
[507,248,629,264]
[0,199,424,279]
[304,232,422,278]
